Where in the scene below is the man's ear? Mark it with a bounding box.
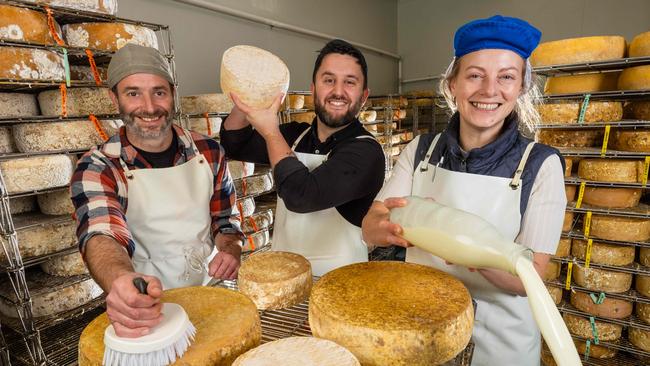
[362,88,369,107]
[109,87,119,109]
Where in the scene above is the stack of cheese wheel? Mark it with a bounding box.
[309,261,473,365]
[0,216,76,263]
[38,87,117,117]
[241,209,273,234]
[635,247,650,355]
[0,46,65,81]
[233,337,360,366]
[280,94,305,111]
[40,252,88,277]
[228,160,255,180]
[578,159,644,208]
[237,251,311,310]
[369,96,408,109]
[233,168,273,252]
[241,229,270,252]
[564,158,576,202]
[63,22,158,51]
[13,119,122,153]
[0,4,63,45]
[563,313,622,359]
[181,94,233,138]
[69,65,107,82]
[0,155,75,194]
[78,286,262,366]
[359,110,377,123]
[530,36,626,67]
[220,45,290,109]
[22,0,118,15]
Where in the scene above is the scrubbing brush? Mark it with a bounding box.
[103,278,196,366]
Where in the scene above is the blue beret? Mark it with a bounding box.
[454,15,541,59]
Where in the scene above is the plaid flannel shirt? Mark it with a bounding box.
[71,124,241,256]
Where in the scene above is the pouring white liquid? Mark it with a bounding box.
[391,196,580,366]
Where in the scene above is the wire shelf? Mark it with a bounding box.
[561,230,650,250]
[564,177,649,190]
[536,120,650,129]
[558,147,650,158]
[557,300,650,333]
[533,56,650,76]
[541,90,650,102]
[0,114,120,126]
[565,201,650,219]
[546,276,650,305]
[550,256,650,276]
[542,348,642,366]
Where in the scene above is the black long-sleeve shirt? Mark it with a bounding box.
[220,119,385,227]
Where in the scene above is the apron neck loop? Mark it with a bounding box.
[419,133,442,172]
[291,128,311,151]
[509,142,535,190]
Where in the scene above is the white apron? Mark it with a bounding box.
[407,133,539,366]
[120,129,215,290]
[272,128,372,276]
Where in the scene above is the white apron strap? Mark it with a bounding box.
[418,133,442,172]
[291,128,311,151]
[509,142,535,189]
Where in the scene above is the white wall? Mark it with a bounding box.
[398,0,650,92]
[118,0,399,97]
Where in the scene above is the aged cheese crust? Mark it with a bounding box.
[640,247,650,267]
[63,22,157,52]
[530,36,626,67]
[0,154,75,194]
[38,87,118,117]
[574,340,618,359]
[611,129,650,153]
[70,65,107,82]
[624,101,650,120]
[565,184,576,202]
[536,129,603,148]
[78,286,261,366]
[181,93,234,114]
[578,158,645,183]
[241,229,270,252]
[618,66,650,91]
[582,187,641,208]
[0,92,38,118]
[563,313,622,341]
[8,196,36,215]
[227,160,255,180]
[544,73,620,95]
[554,238,571,258]
[562,211,574,232]
[629,327,650,352]
[41,252,88,276]
[536,101,623,124]
[543,261,561,281]
[569,291,632,319]
[37,189,75,216]
[22,0,118,15]
[630,31,650,57]
[0,47,64,80]
[232,337,360,366]
[187,116,222,138]
[0,126,15,154]
[636,302,650,324]
[241,209,273,234]
[236,197,256,217]
[309,261,473,366]
[573,265,632,293]
[0,4,62,45]
[571,239,635,266]
[636,275,650,297]
[590,215,650,242]
[547,286,563,305]
[234,171,273,197]
[238,251,312,310]
[13,119,122,153]
[0,217,76,262]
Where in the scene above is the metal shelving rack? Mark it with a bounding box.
[535,55,650,364]
[0,1,176,365]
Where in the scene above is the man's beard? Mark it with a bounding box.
[121,106,173,140]
[314,91,363,128]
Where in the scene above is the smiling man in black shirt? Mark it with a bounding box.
[220,39,385,276]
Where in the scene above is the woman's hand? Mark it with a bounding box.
[362,198,411,248]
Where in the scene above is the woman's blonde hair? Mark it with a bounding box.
[438,55,541,133]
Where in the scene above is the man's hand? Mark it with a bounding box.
[230,92,284,140]
[361,198,411,248]
[105,272,163,338]
[209,233,242,280]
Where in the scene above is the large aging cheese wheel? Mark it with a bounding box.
[590,214,650,242]
[242,229,270,252]
[636,302,650,324]
[0,126,15,154]
[565,185,576,202]
[536,101,623,124]
[79,286,261,366]
[562,211,574,232]
[569,291,632,319]
[624,101,650,120]
[536,129,603,147]
[38,87,117,117]
[359,110,377,123]
[618,66,650,91]
[8,196,36,215]
[234,171,273,197]
[13,119,121,153]
[547,286,563,305]
[236,196,256,217]
[0,217,76,262]
[63,22,157,52]
[22,0,118,15]
[238,251,311,310]
[309,261,473,366]
[571,239,635,266]
[0,46,64,80]
[0,4,62,45]
[241,210,273,234]
[227,160,255,180]
[181,93,234,114]
[612,129,650,153]
[629,327,650,352]
[41,252,88,277]
[530,36,626,67]
[573,340,618,359]
[636,275,650,297]
[37,189,74,216]
[582,187,642,208]
[563,313,622,341]
[578,158,644,183]
[544,73,620,95]
[0,92,38,118]
[233,337,359,366]
[565,157,573,177]
[187,116,221,138]
[630,31,650,57]
[280,94,305,111]
[303,95,314,109]
[573,265,632,293]
[69,65,107,82]
[554,238,571,258]
[641,247,650,267]
[543,261,561,281]
[0,154,75,194]
[291,112,316,124]
[220,45,290,109]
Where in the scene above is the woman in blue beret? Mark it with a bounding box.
[362,15,566,365]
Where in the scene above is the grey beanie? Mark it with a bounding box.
[107,44,174,89]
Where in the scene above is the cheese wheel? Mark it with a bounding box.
[369,97,407,108]
[38,87,117,117]
[563,313,622,341]
[21,0,118,15]
[303,95,314,109]
[543,261,561,281]
[69,65,107,82]
[0,4,62,45]
[63,22,157,52]
[629,327,650,352]
[403,90,434,98]
[376,134,401,145]
[562,211,574,232]
[241,210,273,234]
[8,196,36,214]
[636,302,650,324]
[618,65,650,91]
[624,101,650,120]
[536,101,623,124]
[220,45,289,109]
[238,251,311,310]
[309,261,473,365]
[359,110,377,123]
[569,290,632,319]
[227,160,255,180]
[0,217,76,262]
[540,342,556,366]
[573,340,618,359]
[0,154,75,194]
[37,189,74,216]
[554,238,571,258]
[234,171,273,197]
[641,247,650,267]
[41,252,88,276]
[280,94,305,110]
[0,46,64,80]
[565,184,576,202]
[181,93,234,114]
[629,31,650,57]
[565,158,573,177]
[241,229,270,252]
[571,239,635,266]
[236,196,256,217]
[0,272,101,318]
[79,286,261,366]
[291,112,316,124]
[578,158,644,183]
[573,265,632,293]
[536,129,603,147]
[530,36,626,67]
[187,116,221,138]
[583,187,642,208]
[0,92,38,118]
[13,119,122,153]
[612,129,650,153]
[636,274,650,297]
[590,214,650,242]
[233,336,359,366]
[547,286,563,305]
[375,122,397,133]
[0,126,15,154]
[544,73,620,95]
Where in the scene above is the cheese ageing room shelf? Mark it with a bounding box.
[547,277,650,305]
[561,231,650,250]
[564,201,650,219]
[533,55,650,77]
[541,89,650,102]
[536,120,650,129]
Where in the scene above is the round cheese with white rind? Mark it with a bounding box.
[13,119,122,153]
[186,116,222,138]
[0,92,38,118]
[181,93,234,114]
[0,217,76,262]
[37,87,118,117]
[227,160,255,180]
[40,252,88,277]
[63,22,157,52]
[37,189,74,216]
[0,154,75,194]
[232,337,360,366]
[0,4,62,45]
[0,46,64,81]
[573,265,632,293]
[571,239,635,266]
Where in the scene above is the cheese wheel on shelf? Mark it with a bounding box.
[234,171,273,197]
[22,0,118,15]
[40,252,87,276]
[573,265,632,293]
[541,342,556,366]
[37,189,74,216]
[309,261,473,365]
[582,187,642,208]
[590,215,650,242]
[238,251,311,310]
[227,160,255,180]
[186,116,221,138]
[303,95,314,109]
[0,126,15,154]
[629,31,650,57]
[79,286,261,366]
[236,196,256,217]
[291,112,316,124]
[359,110,377,123]
[241,210,273,234]
[530,36,626,67]
[578,158,644,183]
[0,92,39,118]
[241,229,270,252]
[573,340,617,359]
[0,46,64,80]
[69,65,107,82]
[640,247,650,267]
[636,302,650,324]
[375,122,397,133]
[565,184,576,202]
[565,157,573,177]
[0,4,62,45]
[536,101,623,124]
[562,211,574,232]
[547,286,563,305]
[569,290,632,319]
[563,313,622,341]
[233,336,359,366]
[220,45,289,109]
[636,274,650,297]
[543,261,561,281]
[544,72,620,95]
[571,239,635,266]
[612,129,650,153]
[536,129,603,147]
[0,154,75,194]
[618,66,650,91]
[181,93,234,114]
[280,94,305,110]
[13,119,122,153]
[8,196,36,215]
[38,87,117,117]
[624,101,650,120]
[629,327,650,352]
[63,22,157,52]
[554,238,571,258]
[0,217,76,263]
